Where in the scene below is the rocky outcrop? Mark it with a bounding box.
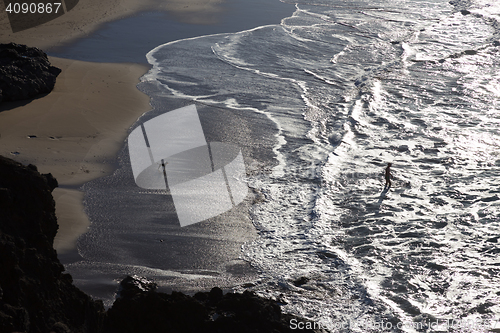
[0,155,324,332]
[0,43,61,104]
[105,276,322,333]
[0,156,105,333]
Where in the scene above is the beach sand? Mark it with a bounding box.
[0,56,151,253]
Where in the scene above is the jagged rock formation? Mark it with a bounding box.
[0,43,61,104]
[106,276,322,333]
[0,156,105,333]
[0,155,324,333]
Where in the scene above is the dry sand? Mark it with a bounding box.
[0,57,151,253]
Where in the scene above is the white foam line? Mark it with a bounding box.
[304,68,338,86]
[144,24,283,74]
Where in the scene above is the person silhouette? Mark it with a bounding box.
[384,163,393,189]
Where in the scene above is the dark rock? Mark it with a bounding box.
[209,286,223,301]
[105,283,323,333]
[194,291,208,301]
[0,43,61,104]
[0,188,11,205]
[43,172,59,192]
[27,163,37,171]
[117,275,157,299]
[0,155,105,333]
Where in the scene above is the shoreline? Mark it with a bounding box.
[0,56,151,253]
[0,0,238,254]
[0,0,294,292]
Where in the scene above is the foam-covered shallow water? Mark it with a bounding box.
[68,0,500,330]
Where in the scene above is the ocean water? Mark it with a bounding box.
[67,0,500,331]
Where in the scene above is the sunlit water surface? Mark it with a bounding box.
[75,0,500,331]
